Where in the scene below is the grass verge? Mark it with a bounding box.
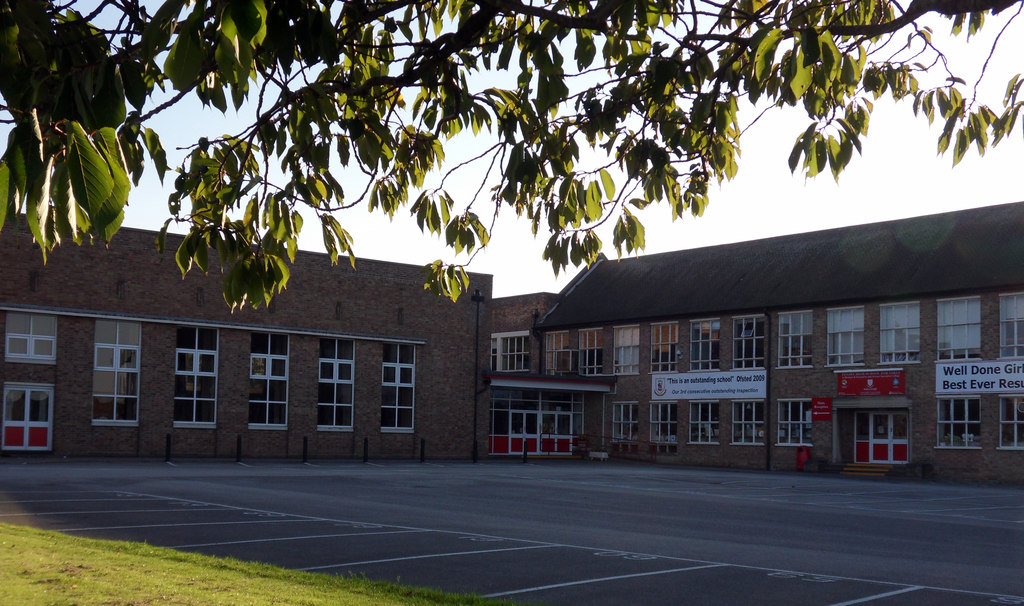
[1,523,510,605]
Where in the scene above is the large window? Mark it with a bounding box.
[827,307,864,366]
[1000,294,1024,358]
[1000,397,1024,448]
[778,400,812,446]
[249,333,288,426]
[174,327,218,425]
[5,312,56,362]
[733,316,765,369]
[937,398,980,447]
[382,343,415,430]
[319,339,354,429]
[613,326,639,374]
[731,401,764,444]
[612,402,638,441]
[937,297,981,360]
[689,401,718,443]
[690,319,720,370]
[650,402,678,445]
[545,331,574,375]
[92,320,140,423]
[579,328,603,375]
[778,311,812,367]
[880,302,920,363]
[492,332,530,372]
[650,323,678,373]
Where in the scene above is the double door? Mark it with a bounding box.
[3,385,53,451]
[855,411,908,463]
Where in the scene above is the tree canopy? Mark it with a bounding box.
[1,0,1022,307]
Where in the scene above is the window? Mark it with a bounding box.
[5,312,56,362]
[1000,397,1024,448]
[778,400,812,446]
[937,398,980,447]
[689,401,718,443]
[937,297,981,360]
[733,316,765,369]
[827,307,864,365]
[492,332,529,372]
[545,331,574,375]
[249,333,288,426]
[650,323,678,373]
[382,343,415,430]
[690,319,720,370]
[579,328,603,375]
[92,320,140,423]
[880,302,920,363]
[650,402,678,444]
[174,327,218,425]
[612,402,638,441]
[319,339,354,429]
[1000,294,1024,358]
[778,311,812,367]
[732,401,764,444]
[613,326,639,374]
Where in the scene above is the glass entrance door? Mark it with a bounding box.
[3,385,53,451]
[855,411,908,463]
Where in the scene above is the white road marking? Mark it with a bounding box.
[826,586,924,605]
[172,529,425,549]
[299,544,556,571]
[483,564,728,597]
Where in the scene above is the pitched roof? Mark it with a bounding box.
[538,202,1024,328]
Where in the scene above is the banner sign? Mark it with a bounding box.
[936,360,1024,394]
[811,397,832,421]
[837,370,905,396]
[652,370,766,400]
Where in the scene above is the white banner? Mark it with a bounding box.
[936,360,1024,394]
[651,370,767,400]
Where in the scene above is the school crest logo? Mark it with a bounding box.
[654,378,667,397]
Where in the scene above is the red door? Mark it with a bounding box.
[3,385,53,451]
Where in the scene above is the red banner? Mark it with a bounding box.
[811,398,832,421]
[837,370,905,396]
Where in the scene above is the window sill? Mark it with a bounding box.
[381,427,414,434]
[776,365,814,370]
[173,422,216,429]
[317,426,354,433]
[248,423,288,430]
[687,441,720,445]
[878,360,920,365]
[775,443,813,447]
[91,420,138,427]
[730,442,765,447]
[4,356,57,365]
[934,445,982,450]
[996,446,1024,450]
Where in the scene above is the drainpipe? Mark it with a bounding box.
[764,310,772,472]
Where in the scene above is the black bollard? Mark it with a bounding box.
[236,435,242,463]
[363,437,369,463]
[420,438,426,463]
[302,436,308,463]
[164,434,171,463]
[522,439,528,463]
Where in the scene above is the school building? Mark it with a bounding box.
[485,202,1024,482]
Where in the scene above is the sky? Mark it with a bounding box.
[71,9,1024,298]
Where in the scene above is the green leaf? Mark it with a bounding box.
[66,122,115,225]
[599,168,616,199]
[164,11,205,90]
[754,29,783,82]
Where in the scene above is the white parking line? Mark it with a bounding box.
[0,507,225,517]
[61,519,317,532]
[826,586,924,605]
[299,544,556,571]
[483,564,728,598]
[172,529,425,549]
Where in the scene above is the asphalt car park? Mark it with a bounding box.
[1,459,1023,605]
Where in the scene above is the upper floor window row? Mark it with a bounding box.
[491,332,530,372]
[4,312,57,362]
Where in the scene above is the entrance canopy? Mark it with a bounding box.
[485,372,616,393]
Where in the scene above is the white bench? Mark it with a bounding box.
[588,451,609,461]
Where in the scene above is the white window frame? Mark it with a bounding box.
[880,302,921,363]
[733,316,765,369]
[318,338,355,430]
[613,325,640,375]
[612,402,638,441]
[827,307,864,366]
[777,400,812,446]
[5,312,57,363]
[689,401,719,444]
[690,319,720,371]
[731,400,765,445]
[936,397,981,448]
[545,331,574,375]
[173,327,218,426]
[937,297,981,360]
[492,331,530,372]
[578,328,603,375]
[1000,293,1024,358]
[778,311,813,368]
[650,402,678,444]
[1000,396,1024,448]
[382,343,415,431]
[249,332,289,427]
[92,320,141,425]
[650,322,678,373]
